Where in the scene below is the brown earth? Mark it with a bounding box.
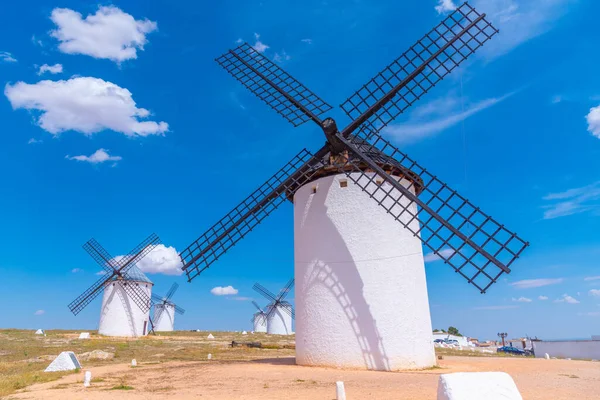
[7,356,600,400]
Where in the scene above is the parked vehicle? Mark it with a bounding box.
[497,346,526,355]
[433,339,445,343]
[444,339,459,345]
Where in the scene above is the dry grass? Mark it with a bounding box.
[0,329,294,398]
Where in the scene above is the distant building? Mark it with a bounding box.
[432,332,470,347]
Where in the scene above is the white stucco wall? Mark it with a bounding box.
[267,304,293,335]
[294,172,436,371]
[253,312,267,333]
[432,333,470,347]
[154,304,175,332]
[533,340,600,360]
[98,280,152,337]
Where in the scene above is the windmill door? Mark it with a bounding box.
[143,321,147,336]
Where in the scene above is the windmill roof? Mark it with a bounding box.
[112,265,153,284]
[285,136,423,200]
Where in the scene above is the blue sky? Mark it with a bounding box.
[0,0,599,341]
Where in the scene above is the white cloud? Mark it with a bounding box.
[34,310,45,315]
[5,77,168,136]
[252,33,269,53]
[538,295,548,300]
[96,270,107,276]
[66,149,122,165]
[301,38,313,45]
[424,248,455,263]
[71,268,82,273]
[579,311,600,317]
[232,296,253,301]
[551,95,563,104]
[0,51,17,63]
[512,296,532,303]
[235,38,243,44]
[554,294,580,304]
[37,64,63,75]
[586,105,600,139]
[136,244,183,276]
[585,276,600,281]
[50,6,157,63]
[542,181,600,219]
[211,286,239,296]
[28,138,42,145]
[472,0,572,60]
[510,278,563,289]
[435,0,457,14]
[384,92,514,144]
[32,35,44,47]
[589,289,600,297]
[273,50,291,63]
[473,305,519,310]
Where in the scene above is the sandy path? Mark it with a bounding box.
[9,356,600,399]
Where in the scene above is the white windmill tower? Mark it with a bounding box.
[179,3,528,371]
[253,280,294,335]
[250,301,267,333]
[151,283,185,332]
[68,234,160,337]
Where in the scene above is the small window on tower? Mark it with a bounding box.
[312,186,317,194]
[339,180,348,188]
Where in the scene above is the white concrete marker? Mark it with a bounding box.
[45,351,82,372]
[242,331,247,335]
[207,333,215,339]
[84,371,92,387]
[544,353,550,360]
[131,359,137,367]
[35,329,44,335]
[78,332,90,340]
[336,381,346,400]
[208,353,212,360]
[437,372,523,400]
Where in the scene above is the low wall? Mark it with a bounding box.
[533,340,600,360]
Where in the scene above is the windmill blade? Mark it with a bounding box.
[152,303,165,326]
[175,304,185,315]
[68,273,115,315]
[114,233,161,273]
[331,129,528,293]
[165,283,179,301]
[82,238,118,273]
[180,147,329,281]
[251,300,263,312]
[340,3,497,135]
[151,292,165,303]
[275,278,295,302]
[148,316,156,334]
[252,283,278,303]
[122,282,152,313]
[216,43,332,128]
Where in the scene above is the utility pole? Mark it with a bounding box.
[497,332,508,347]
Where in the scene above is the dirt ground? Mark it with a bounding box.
[8,355,600,400]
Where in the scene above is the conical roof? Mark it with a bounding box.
[109,265,152,284]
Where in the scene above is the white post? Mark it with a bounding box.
[208,353,212,360]
[83,371,92,387]
[131,359,137,367]
[336,381,346,400]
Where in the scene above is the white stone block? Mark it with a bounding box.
[45,351,82,372]
[83,371,91,387]
[437,372,522,400]
[35,329,44,335]
[336,381,346,400]
[131,359,137,367]
[544,353,550,360]
[207,353,212,360]
[78,332,90,340]
[242,331,247,335]
[207,333,214,339]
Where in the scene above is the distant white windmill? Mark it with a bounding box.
[253,279,294,335]
[250,301,267,333]
[68,234,160,337]
[151,283,185,332]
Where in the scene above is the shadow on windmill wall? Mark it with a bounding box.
[295,177,391,371]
